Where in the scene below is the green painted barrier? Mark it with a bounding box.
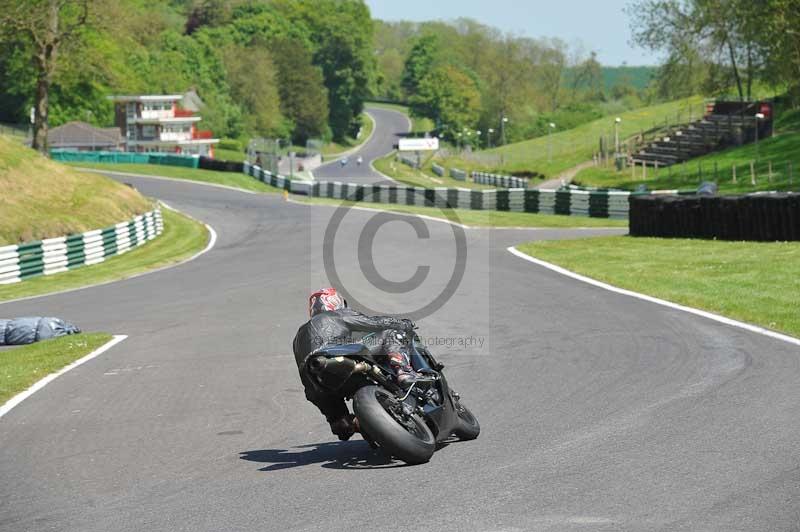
[50,150,198,168]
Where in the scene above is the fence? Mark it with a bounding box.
[0,122,30,141]
[50,150,199,168]
[0,208,163,284]
[624,157,797,189]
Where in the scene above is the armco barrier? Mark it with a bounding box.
[472,171,529,188]
[0,208,163,284]
[398,154,418,168]
[629,193,800,240]
[432,163,445,177]
[450,168,467,181]
[243,162,629,219]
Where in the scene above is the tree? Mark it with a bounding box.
[223,43,285,138]
[270,37,329,143]
[628,0,764,101]
[286,0,375,141]
[0,0,91,152]
[410,65,481,138]
[401,34,440,97]
[755,0,800,105]
[538,38,568,112]
[569,51,604,101]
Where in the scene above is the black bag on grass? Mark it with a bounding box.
[0,317,81,346]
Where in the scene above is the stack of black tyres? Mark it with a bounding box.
[199,156,244,173]
[629,193,800,241]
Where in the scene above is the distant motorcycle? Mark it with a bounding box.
[306,332,480,465]
[340,157,348,167]
[356,156,363,166]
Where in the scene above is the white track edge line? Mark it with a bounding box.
[0,203,217,306]
[0,334,128,419]
[507,246,800,348]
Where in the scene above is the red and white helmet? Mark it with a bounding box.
[308,287,347,317]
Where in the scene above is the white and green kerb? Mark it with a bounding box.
[0,208,163,285]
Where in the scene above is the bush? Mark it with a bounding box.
[218,138,243,152]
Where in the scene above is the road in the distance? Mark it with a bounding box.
[313,106,410,184]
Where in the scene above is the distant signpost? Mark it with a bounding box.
[398,137,439,151]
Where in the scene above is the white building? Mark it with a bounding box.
[109,94,219,156]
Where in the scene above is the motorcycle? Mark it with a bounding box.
[306,332,480,465]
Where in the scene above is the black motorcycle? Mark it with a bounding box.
[306,332,480,465]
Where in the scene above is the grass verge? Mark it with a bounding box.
[296,196,627,228]
[434,96,704,178]
[517,236,800,337]
[0,135,152,245]
[573,131,800,194]
[65,162,282,193]
[0,333,113,405]
[373,151,494,190]
[0,208,208,302]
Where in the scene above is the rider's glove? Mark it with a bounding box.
[400,318,416,332]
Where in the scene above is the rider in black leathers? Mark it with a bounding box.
[293,288,417,440]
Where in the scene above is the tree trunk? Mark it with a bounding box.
[30,1,62,154]
[727,39,744,102]
[32,75,50,154]
[746,42,752,102]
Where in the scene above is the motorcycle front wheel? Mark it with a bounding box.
[453,401,480,440]
[353,385,435,465]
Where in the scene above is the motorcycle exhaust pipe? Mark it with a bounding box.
[309,355,370,375]
[309,355,331,374]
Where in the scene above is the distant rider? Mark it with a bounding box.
[292,288,419,441]
[356,156,363,166]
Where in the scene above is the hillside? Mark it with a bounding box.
[432,96,704,178]
[0,136,152,245]
[572,103,800,193]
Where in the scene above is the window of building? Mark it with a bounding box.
[141,125,156,139]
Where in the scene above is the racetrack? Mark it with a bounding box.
[313,106,410,184]
[2,175,800,531]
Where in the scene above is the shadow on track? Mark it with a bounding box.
[240,441,407,471]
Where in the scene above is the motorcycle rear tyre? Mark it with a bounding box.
[353,385,435,465]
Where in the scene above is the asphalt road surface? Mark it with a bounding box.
[2,175,800,532]
[313,106,410,184]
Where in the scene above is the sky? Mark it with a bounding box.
[364,0,661,67]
